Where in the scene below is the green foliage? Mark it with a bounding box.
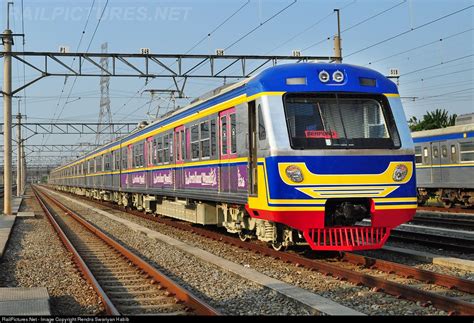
[409,109,457,131]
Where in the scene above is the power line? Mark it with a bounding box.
[345,4,474,58]
[366,28,473,66]
[303,0,406,52]
[400,67,474,85]
[224,0,298,51]
[53,0,109,132]
[186,0,250,54]
[265,10,335,55]
[413,87,474,101]
[111,1,255,122]
[400,54,474,77]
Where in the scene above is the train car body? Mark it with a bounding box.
[49,62,417,251]
[412,123,474,207]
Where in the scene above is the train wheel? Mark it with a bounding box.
[271,241,287,252]
[239,231,250,242]
[443,201,453,209]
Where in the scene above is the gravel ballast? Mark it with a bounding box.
[0,189,104,315]
[45,188,457,316]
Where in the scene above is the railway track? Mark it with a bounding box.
[418,206,474,215]
[410,212,474,231]
[32,186,218,316]
[47,187,474,316]
[389,226,474,253]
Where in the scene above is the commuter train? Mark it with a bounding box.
[49,62,417,251]
[412,116,474,207]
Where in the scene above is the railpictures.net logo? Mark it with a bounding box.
[8,2,192,22]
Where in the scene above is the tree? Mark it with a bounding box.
[409,109,457,131]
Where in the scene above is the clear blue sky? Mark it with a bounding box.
[1,0,473,163]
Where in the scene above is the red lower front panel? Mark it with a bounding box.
[245,205,415,251]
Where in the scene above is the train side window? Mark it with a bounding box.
[451,145,457,163]
[230,114,237,154]
[441,145,447,158]
[433,147,439,158]
[423,147,429,164]
[258,104,266,140]
[191,124,200,160]
[156,137,162,164]
[211,119,217,157]
[127,146,133,169]
[460,141,474,162]
[201,121,210,159]
[221,116,227,155]
[166,134,172,163]
[415,146,422,164]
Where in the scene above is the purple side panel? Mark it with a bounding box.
[235,164,248,192]
[130,171,147,188]
[220,166,229,192]
[184,166,219,190]
[151,169,174,189]
[121,173,128,188]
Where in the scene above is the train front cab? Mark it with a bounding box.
[246,89,417,251]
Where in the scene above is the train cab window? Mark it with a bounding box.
[460,141,474,162]
[451,145,457,163]
[258,104,266,140]
[283,93,400,149]
[415,146,422,164]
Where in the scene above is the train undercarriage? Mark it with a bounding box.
[417,188,474,208]
[54,185,310,251]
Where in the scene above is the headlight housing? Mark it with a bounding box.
[332,70,344,82]
[286,165,304,183]
[393,164,408,182]
[318,70,330,83]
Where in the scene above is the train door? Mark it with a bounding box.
[439,141,449,183]
[219,107,237,193]
[174,126,185,190]
[248,101,258,196]
[430,142,441,183]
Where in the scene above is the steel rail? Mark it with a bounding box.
[32,186,120,315]
[35,186,219,316]
[64,192,474,316]
[340,253,474,294]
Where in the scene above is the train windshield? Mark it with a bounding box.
[284,93,401,149]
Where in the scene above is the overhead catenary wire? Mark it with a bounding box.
[345,4,474,58]
[302,0,407,52]
[366,28,473,66]
[399,54,474,77]
[224,0,298,51]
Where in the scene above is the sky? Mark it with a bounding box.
[0,0,473,166]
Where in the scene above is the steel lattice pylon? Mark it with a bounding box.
[96,42,113,145]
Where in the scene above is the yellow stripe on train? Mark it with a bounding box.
[278,161,413,186]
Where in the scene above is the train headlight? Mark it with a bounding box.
[319,70,330,83]
[332,70,344,82]
[286,165,304,183]
[393,164,408,182]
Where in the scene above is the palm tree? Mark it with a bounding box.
[409,109,457,131]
